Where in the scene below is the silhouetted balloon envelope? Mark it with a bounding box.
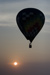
[16,8,45,48]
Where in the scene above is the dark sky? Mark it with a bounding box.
[0,0,25,3]
[0,62,50,75]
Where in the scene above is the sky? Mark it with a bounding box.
[0,0,50,75]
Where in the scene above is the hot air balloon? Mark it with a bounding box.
[16,8,45,48]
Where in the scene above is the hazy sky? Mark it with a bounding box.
[0,0,50,75]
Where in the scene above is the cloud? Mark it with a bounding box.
[0,13,15,26]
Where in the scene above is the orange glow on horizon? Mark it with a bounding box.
[8,61,21,67]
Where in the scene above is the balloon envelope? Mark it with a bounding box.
[16,8,45,47]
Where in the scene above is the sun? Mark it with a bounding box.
[14,62,18,66]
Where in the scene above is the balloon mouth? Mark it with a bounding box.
[29,42,32,48]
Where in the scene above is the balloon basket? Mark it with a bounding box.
[29,42,32,48]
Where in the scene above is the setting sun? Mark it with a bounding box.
[14,62,18,66]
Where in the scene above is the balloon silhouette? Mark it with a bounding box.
[16,8,45,48]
